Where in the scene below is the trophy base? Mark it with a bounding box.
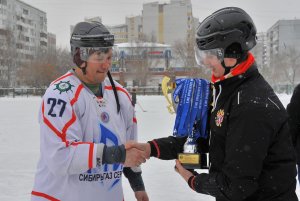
[178,153,201,169]
[178,153,209,169]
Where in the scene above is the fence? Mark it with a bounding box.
[0,86,163,98]
[0,88,46,97]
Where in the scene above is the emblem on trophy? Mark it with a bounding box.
[162,76,210,169]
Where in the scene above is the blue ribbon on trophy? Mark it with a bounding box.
[170,78,210,169]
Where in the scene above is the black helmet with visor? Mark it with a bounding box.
[70,21,118,72]
[195,7,257,71]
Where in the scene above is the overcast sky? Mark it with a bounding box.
[22,0,300,48]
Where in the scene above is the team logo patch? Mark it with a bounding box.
[54,81,74,94]
[101,112,110,123]
[215,109,224,127]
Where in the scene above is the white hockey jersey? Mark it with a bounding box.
[31,71,137,201]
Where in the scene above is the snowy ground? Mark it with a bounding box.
[0,94,298,201]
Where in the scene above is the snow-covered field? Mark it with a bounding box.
[0,94,298,201]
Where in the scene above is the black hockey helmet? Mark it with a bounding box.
[70,21,115,69]
[195,7,256,66]
[196,7,256,52]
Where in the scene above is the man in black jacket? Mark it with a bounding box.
[132,7,298,201]
[287,84,300,184]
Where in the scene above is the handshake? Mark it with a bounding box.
[123,141,151,167]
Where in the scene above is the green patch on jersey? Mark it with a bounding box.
[54,81,74,94]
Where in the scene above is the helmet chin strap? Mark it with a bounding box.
[221,60,237,75]
[221,53,248,76]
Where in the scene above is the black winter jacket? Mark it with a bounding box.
[149,64,297,201]
[287,83,300,164]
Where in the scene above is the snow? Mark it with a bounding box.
[0,94,298,201]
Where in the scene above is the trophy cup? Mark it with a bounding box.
[162,76,210,169]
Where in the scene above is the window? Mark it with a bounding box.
[40,41,47,46]
[23,9,28,15]
[40,32,47,38]
[0,0,7,6]
[17,25,23,31]
[16,43,23,49]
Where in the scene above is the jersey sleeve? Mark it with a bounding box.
[39,83,98,176]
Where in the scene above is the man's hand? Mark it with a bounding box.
[175,159,194,182]
[124,141,147,167]
[134,191,149,201]
[132,143,151,159]
[125,141,151,159]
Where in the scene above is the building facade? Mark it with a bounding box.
[0,0,49,87]
[107,24,128,44]
[142,0,197,45]
[251,32,267,68]
[266,19,300,66]
[126,15,143,43]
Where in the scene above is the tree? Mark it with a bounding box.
[173,37,196,68]
[172,34,210,79]
[271,46,300,90]
[17,47,72,88]
[0,27,19,87]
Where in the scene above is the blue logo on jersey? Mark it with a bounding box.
[99,124,122,190]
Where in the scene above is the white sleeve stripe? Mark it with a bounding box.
[70,142,95,169]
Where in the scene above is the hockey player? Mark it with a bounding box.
[31,21,149,201]
[132,7,298,201]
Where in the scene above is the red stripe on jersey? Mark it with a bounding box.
[31,191,60,201]
[152,140,161,158]
[191,176,196,191]
[89,143,94,169]
[62,110,76,147]
[71,84,84,105]
[42,102,64,142]
[51,72,73,85]
[133,117,137,123]
[70,142,90,146]
[42,84,83,147]
[62,85,83,146]
[104,86,132,102]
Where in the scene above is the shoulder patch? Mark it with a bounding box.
[54,80,75,94]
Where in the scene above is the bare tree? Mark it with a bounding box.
[17,47,72,88]
[0,27,20,87]
[173,38,196,68]
[55,47,73,74]
[272,46,300,89]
